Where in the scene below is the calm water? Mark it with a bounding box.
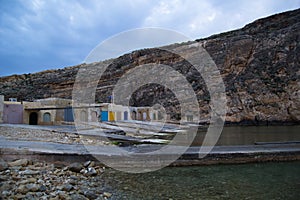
[100,126,300,199]
[193,125,300,146]
[102,161,300,200]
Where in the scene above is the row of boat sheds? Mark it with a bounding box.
[0,96,201,145]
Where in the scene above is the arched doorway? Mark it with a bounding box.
[142,112,147,121]
[137,111,143,121]
[43,112,51,123]
[153,113,156,120]
[131,111,137,120]
[29,112,38,125]
[80,111,87,122]
[91,111,98,122]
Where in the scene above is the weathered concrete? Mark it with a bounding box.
[1,135,299,167]
[23,98,73,125]
[3,103,23,124]
[0,123,299,168]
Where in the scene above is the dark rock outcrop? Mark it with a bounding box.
[1,9,299,124]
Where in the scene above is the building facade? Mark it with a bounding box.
[0,95,164,125]
[0,95,23,124]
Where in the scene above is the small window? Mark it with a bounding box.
[43,113,51,122]
[143,112,147,120]
[137,112,142,120]
[131,111,137,120]
[9,98,17,102]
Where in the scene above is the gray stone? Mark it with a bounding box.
[70,193,89,200]
[68,179,77,185]
[17,185,29,194]
[0,175,9,181]
[89,161,95,167]
[0,181,12,191]
[35,192,44,197]
[27,177,37,183]
[26,183,40,192]
[20,169,40,175]
[58,191,71,200]
[1,190,11,196]
[39,185,47,192]
[85,167,97,176]
[83,160,91,167]
[103,192,112,198]
[0,159,8,171]
[69,162,83,173]
[8,159,29,167]
[84,190,98,199]
[14,194,26,199]
[70,175,79,180]
[25,193,35,199]
[10,166,22,171]
[53,161,66,169]
[61,184,74,192]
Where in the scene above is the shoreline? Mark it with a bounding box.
[198,121,300,127]
[223,120,300,126]
[1,143,300,168]
[2,151,298,199]
[0,123,299,168]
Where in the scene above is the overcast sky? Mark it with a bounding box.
[0,0,299,76]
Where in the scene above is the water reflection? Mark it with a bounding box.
[193,125,300,146]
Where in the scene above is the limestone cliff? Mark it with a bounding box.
[0,9,299,124]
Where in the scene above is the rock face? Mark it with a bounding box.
[0,9,299,124]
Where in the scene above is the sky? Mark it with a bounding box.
[0,0,299,76]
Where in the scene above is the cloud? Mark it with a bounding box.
[0,0,157,75]
[85,28,189,63]
[143,0,217,38]
[142,0,300,39]
[0,0,299,76]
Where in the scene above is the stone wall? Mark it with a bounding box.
[23,98,72,125]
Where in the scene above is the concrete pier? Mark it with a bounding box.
[1,136,299,167]
[1,124,300,167]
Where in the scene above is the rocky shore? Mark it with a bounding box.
[0,124,300,199]
[0,158,113,200]
[0,125,110,146]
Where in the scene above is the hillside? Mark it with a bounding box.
[1,8,299,124]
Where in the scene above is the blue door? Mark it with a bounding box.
[101,111,108,121]
[64,107,74,122]
[124,111,128,120]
